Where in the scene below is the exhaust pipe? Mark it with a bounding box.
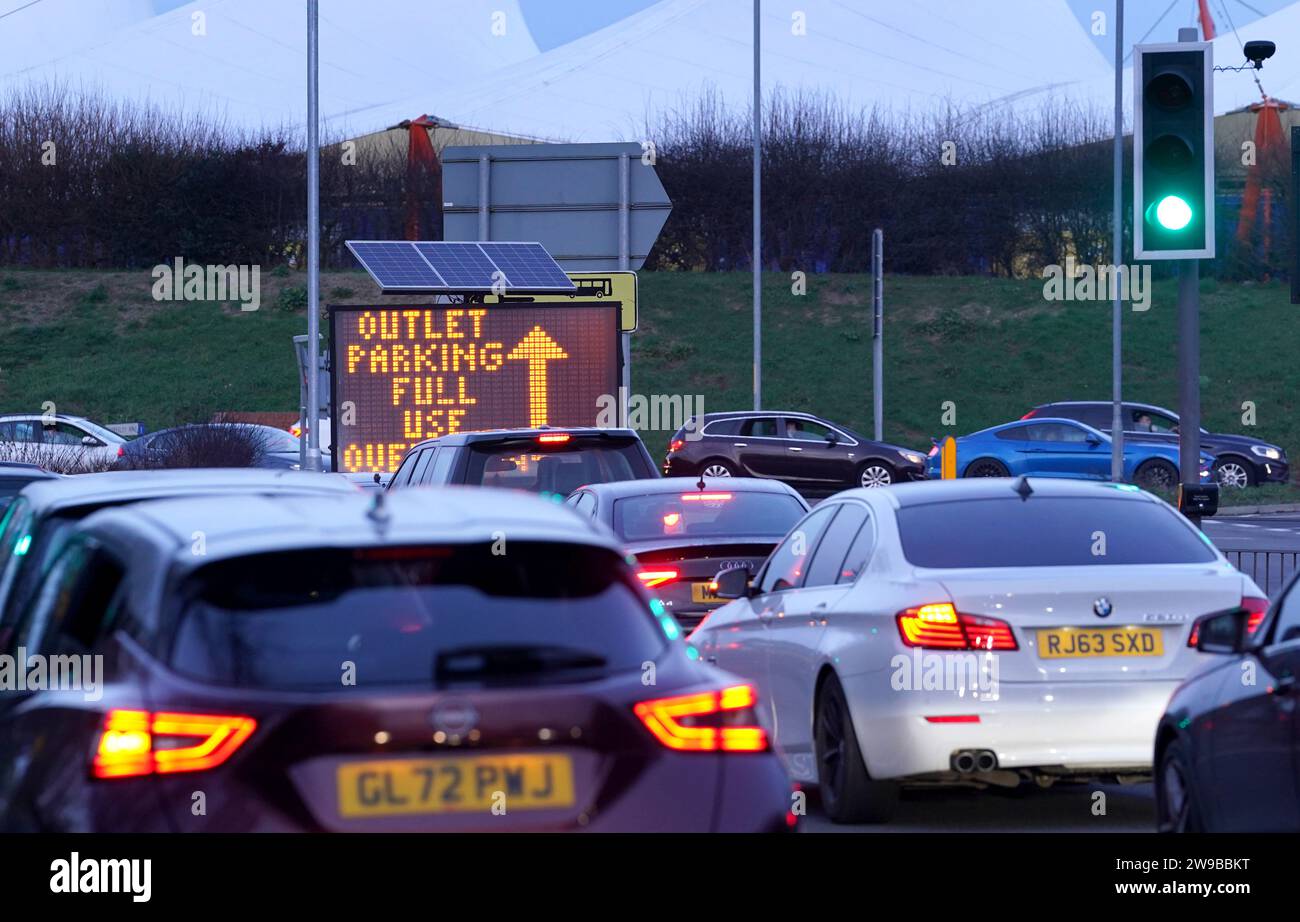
[951,751,977,773]
[950,749,998,774]
[974,750,998,772]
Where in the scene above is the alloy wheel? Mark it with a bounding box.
[860,465,893,488]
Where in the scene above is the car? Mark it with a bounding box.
[690,477,1266,824]
[0,414,127,470]
[0,488,793,833]
[0,463,58,514]
[0,468,357,629]
[1154,578,1300,832]
[926,417,1214,490]
[663,411,928,494]
[564,477,810,632]
[387,427,659,497]
[118,423,304,470]
[1023,400,1288,489]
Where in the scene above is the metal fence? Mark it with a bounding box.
[1221,549,1300,599]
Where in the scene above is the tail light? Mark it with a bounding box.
[669,439,684,452]
[682,492,732,502]
[93,709,257,779]
[290,424,303,438]
[1188,596,1269,647]
[116,446,124,458]
[637,568,679,589]
[927,444,939,458]
[634,684,768,752]
[537,433,571,444]
[1020,409,1038,420]
[896,603,1018,651]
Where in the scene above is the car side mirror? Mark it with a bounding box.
[712,565,753,600]
[1194,607,1250,654]
[1085,436,1102,447]
[81,435,102,447]
[825,432,839,445]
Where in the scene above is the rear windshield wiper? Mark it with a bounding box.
[434,644,608,680]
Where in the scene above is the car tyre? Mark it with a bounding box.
[963,458,1009,478]
[699,459,737,478]
[814,673,898,824]
[1156,739,1204,833]
[858,461,895,488]
[1135,458,1178,491]
[1213,457,1255,490]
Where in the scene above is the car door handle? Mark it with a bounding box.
[788,447,803,452]
[734,442,748,447]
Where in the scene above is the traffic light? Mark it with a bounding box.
[1134,43,1215,260]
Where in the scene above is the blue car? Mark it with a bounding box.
[925,418,1214,490]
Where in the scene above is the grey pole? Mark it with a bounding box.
[872,228,883,442]
[477,155,490,240]
[619,152,632,428]
[304,0,321,472]
[1176,26,1202,524]
[752,0,762,411]
[1110,0,1125,482]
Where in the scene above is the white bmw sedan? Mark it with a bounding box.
[690,477,1266,823]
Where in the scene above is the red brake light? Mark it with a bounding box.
[537,433,571,444]
[896,603,1018,651]
[93,709,256,779]
[1189,596,1270,647]
[1020,409,1038,420]
[116,445,124,458]
[634,684,768,752]
[682,492,732,502]
[669,439,684,452]
[637,568,679,589]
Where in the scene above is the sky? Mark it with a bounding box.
[145,0,1294,54]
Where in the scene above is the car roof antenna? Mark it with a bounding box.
[696,474,707,492]
[1013,475,1033,500]
[366,489,391,531]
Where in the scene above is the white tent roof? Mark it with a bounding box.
[5,0,1296,141]
[0,0,539,135]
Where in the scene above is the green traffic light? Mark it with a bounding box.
[1154,195,1193,230]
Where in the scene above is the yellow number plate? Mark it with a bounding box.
[337,753,575,818]
[691,582,720,604]
[1036,626,1164,659]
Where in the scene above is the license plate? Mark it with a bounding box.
[337,753,575,818]
[691,581,720,604]
[1035,626,1164,659]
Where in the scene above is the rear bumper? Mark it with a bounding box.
[840,674,1179,780]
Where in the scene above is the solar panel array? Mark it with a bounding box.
[346,241,576,293]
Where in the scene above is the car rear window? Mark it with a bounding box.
[897,496,1217,568]
[613,491,804,541]
[169,542,667,690]
[463,437,653,495]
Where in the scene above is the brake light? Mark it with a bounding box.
[927,444,939,457]
[290,424,303,438]
[116,445,124,458]
[669,439,684,452]
[896,603,1018,651]
[537,433,571,444]
[637,568,679,589]
[682,492,732,502]
[1188,596,1269,647]
[1020,409,1038,420]
[93,709,257,779]
[634,684,768,752]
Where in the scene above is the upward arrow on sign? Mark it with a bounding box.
[507,326,569,427]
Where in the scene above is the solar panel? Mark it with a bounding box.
[480,242,575,291]
[414,242,502,289]
[345,240,576,294]
[345,241,445,290]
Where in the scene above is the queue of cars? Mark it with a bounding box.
[0,403,1296,833]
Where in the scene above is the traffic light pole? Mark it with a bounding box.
[1177,259,1201,526]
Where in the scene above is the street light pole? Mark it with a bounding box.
[752,0,762,411]
[1110,0,1125,482]
[304,0,322,472]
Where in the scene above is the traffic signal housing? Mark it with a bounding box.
[1134,43,1215,260]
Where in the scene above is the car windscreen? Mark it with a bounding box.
[897,496,1218,568]
[613,491,804,541]
[169,542,667,690]
[464,438,652,495]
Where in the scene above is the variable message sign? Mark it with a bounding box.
[330,303,620,473]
